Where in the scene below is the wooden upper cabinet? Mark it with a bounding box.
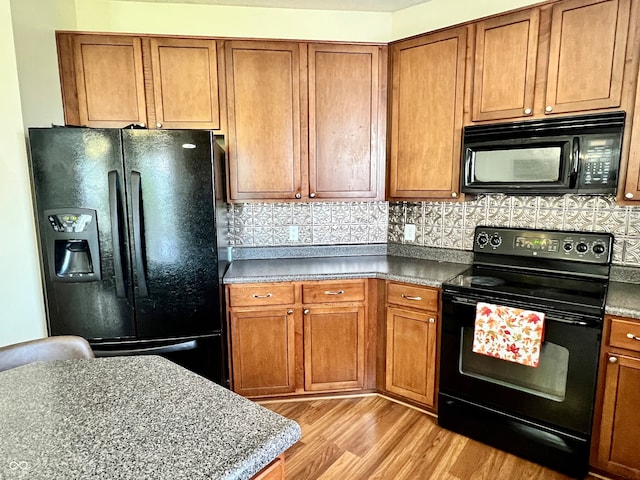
[148,38,220,130]
[545,0,630,115]
[225,41,303,201]
[56,33,222,130]
[64,34,147,128]
[472,10,540,121]
[308,44,384,200]
[389,27,467,200]
[622,54,640,201]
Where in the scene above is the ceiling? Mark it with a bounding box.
[114,0,430,12]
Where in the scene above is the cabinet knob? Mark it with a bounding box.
[545,106,553,113]
[156,122,162,128]
[428,318,436,324]
[287,309,293,315]
[608,356,618,363]
[303,309,310,315]
[625,192,634,199]
[451,192,458,198]
[295,193,302,199]
[310,192,316,198]
[626,333,640,341]
[524,108,532,115]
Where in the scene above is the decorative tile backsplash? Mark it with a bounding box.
[389,194,640,266]
[227,195,640,266]
[227,202,389,246]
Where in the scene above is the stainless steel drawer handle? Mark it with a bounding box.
[626,333,640,341]
[402,294,422,301]
[252,293,273,298]
[324,290,344,295]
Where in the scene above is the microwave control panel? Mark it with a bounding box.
[579,134,620,188]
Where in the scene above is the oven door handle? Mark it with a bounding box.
[445,296,597,327]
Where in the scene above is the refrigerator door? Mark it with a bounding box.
[122,130,220,338]
[28,128,136,340]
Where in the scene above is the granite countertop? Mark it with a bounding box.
[0,356,301,480]
[223,255,470,288]
[606,281,640,319]
[223,254,640,320]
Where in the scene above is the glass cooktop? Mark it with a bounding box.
[443,265,608,315]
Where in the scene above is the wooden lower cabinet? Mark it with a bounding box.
[227,279,372,398]
[385,306,437,406]
[304,305,365,391]
[251,455,285,480]
[384,281,440,409]
[592,315,640,479]
[229,308,297,397]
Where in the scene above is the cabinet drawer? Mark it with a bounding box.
[609,317,640,353]
[302,280,365,304]
[228,283,295,307]
[387,282,439,312]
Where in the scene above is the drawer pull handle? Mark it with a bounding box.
[324,290,345,295]
[252,293,273,299]
[626,333,640,341]
[402,294,422,301]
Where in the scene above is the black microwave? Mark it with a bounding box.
[461,112,625,195]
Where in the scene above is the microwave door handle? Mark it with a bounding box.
[570,137,580,187]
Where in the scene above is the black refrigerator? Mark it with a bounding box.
[28,127,229,386]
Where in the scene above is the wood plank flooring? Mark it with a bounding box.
[262,395,602,480]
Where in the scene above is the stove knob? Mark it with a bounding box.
[576,242,588,253]
[490,235,502,247]
[593,244,606,255]
[563,242,573,252]
[477,233,489,246]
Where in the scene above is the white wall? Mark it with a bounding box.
[392,0,542,40]
[74,0,392,42]
[0,0,49,346]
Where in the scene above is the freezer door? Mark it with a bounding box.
[28,128,136,340]
[122,130,220,338]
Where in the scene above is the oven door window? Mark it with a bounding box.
[460,327,569,402]
[472,147,562,183]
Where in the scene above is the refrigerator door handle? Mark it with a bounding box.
[131,171,149,297]
[108,170,126,298]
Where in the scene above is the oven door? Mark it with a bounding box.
[439,292,602,436]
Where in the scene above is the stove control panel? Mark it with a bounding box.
[474,227,613,264]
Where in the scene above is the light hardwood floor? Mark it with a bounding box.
[263,395,601,480]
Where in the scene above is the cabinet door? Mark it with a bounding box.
[385,306,437,407]
[71,35,147,128]
[225,41,304,201]
[230,308,297,397]
[596,353,640,478]
[303,306,365,391]
[472,10,539,121]
[545,0,630,115]
[149,38,220,130]
[622,57,640,201]
[308,44,384,200]
[389,27,467,200]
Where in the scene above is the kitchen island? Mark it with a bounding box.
[0,355,300,480]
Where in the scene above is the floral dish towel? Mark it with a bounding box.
[472,302,545,367]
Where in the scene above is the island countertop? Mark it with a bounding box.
[0,355,301,480]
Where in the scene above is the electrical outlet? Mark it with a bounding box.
[289,225,299,242]
[404,224,416,242]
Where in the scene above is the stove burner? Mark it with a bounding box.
[468,276,506,287]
